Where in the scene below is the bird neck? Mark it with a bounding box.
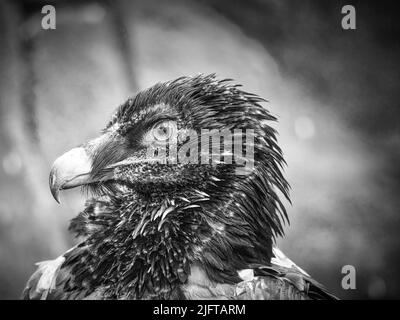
[69,193,204,299]
[69,173,282,298]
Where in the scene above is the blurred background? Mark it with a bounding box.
[0,0,399,299]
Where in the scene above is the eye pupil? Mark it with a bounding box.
[152,121,176,142]
[157,126,168,136]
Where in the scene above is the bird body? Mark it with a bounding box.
[23,246,333,300]
[23,74,336,300]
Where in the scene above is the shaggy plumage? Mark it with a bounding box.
[22,74,336,300]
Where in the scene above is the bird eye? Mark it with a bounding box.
[151,121,177,142]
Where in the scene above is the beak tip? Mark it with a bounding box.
[50,183,61,204]
[53,192,61,204]
[49,169,61,204]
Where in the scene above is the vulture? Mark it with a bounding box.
[22,74,337,300]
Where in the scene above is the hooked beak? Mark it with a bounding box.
[49,147,92,204]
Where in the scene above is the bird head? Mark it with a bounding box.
[49,74,290,295]
[50,74,287,202]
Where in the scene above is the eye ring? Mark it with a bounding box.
[151,120,177,142]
